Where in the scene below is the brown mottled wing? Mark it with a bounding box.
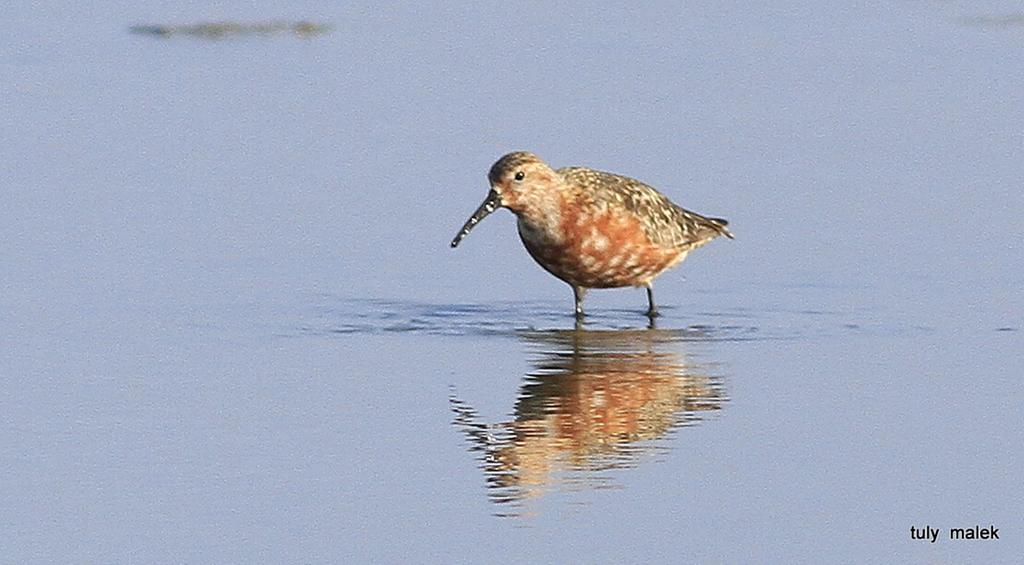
[558,167,732,249]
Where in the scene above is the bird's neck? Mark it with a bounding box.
[512,187,571,245]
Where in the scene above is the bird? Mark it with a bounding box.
[450,152,732,318]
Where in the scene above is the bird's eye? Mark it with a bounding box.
[514,171,525,181]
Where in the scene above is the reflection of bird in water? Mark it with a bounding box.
[450,328,727,516]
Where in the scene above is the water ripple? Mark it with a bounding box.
[292,296,897,342]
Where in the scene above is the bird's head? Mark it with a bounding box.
[450,151,561,248]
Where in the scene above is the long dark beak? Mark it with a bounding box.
[450,189,502,248]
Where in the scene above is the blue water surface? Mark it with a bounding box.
[2,1,1022,563]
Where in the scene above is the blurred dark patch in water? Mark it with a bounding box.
[451,328,727,517]
[129,20,330,39]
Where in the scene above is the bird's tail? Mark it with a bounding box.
[708,217,734,239]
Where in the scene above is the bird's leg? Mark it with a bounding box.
[573,286,587,319]
[645,284,660,318]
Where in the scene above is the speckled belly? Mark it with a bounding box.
[516,212,687,289]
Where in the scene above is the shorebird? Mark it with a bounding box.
[451,152,732,318]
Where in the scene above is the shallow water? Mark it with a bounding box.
[3,1,1023,563]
